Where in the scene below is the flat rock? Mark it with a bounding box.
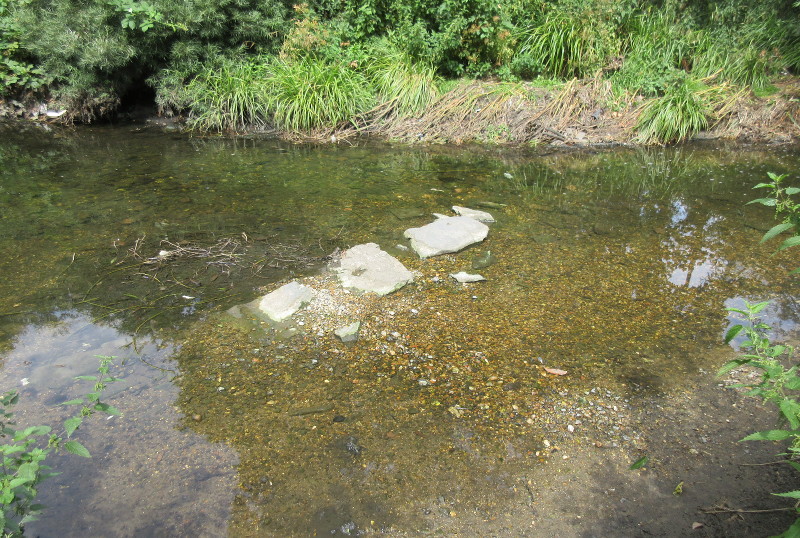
[258,281,314,322]
[450,271,486,283]
[333,243,414,295]
[452,206,495,223]
[404,216,489,258]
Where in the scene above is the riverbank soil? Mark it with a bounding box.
[3,77,800,147]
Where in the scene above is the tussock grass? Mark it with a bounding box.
[183,59,270,132]
[266,57,374,132]
[635,75,714,145]
[367,52,439,117]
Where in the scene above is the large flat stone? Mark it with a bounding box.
[333,243,414,295]
[404,216,489,258]
[258,281,314,322]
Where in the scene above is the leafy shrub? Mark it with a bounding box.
[0,0,48,93]
[611,8,696,97]
[515,0,628,80]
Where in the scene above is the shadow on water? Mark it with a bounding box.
[1,123,799,535]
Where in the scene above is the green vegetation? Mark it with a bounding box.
[750,172,800,274]
[1,0,799,142]
[721,174,800,536]
[0,356,120,536]
[722,302,800,537]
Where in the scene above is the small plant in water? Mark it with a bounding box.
[721,301,800,536]
[749,172,800,273]
[721,172,800,537]
[0,356,121,536]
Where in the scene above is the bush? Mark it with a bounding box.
[514,0,629,80]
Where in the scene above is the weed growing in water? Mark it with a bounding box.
[0,356,121,536]
[721,301,800,535]
[749,172,800,273]
[721,172,800,536]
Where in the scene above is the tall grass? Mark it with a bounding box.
[515,8,620,79]
[611,10,696,97]
[182,59,271,132]
[635,75,713,145]
[367,51,439,116]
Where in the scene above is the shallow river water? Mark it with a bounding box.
[1,123,799,536]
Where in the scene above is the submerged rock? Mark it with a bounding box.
[258,281,314,322]
[332,243,414,295]
[471,250,497,270]
[450,272,486,283]
[404,216,489,258]
[452,205,495,223]
[335,321,361,342]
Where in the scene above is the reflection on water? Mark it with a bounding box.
[1,124,799,535]
[0,313,238,537]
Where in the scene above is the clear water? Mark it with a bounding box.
[1,123,799,536]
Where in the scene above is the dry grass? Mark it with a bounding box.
[320,77,800,146]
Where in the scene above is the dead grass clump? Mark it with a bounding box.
[355,76,634,145]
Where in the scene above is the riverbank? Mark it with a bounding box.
[3,76,799,147]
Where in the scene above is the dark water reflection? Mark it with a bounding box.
[1,123,799,535]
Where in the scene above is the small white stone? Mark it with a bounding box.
[452,206,495,223]
[449,271,486,283]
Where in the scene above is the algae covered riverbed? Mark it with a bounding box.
[1,123,799,536]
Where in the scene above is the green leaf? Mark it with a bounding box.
[776,517,800,538]
[629,455,649,469]
[786,187,800,195]
[718,359,750,377]
[774,490,800,499]
[73,375,97,381]
[93,403,121,416]
[724,325,744,344]
[788,460,800,473]
[761,222,796,243]
[781,400,800,430]
[8,476,32,489]
[63,417,82,437]
[13,425,50,441]
[750,301,771,314]
[753,182,774,189]
[778,236,800,252]
[726,307,749,316]
[748,197,777,206]
[63,441,91,458]
[742,429,795,441]
[786,377,800,391]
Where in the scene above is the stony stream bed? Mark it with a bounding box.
[1,125,799,535]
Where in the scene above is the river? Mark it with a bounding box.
[1,123,798,536]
